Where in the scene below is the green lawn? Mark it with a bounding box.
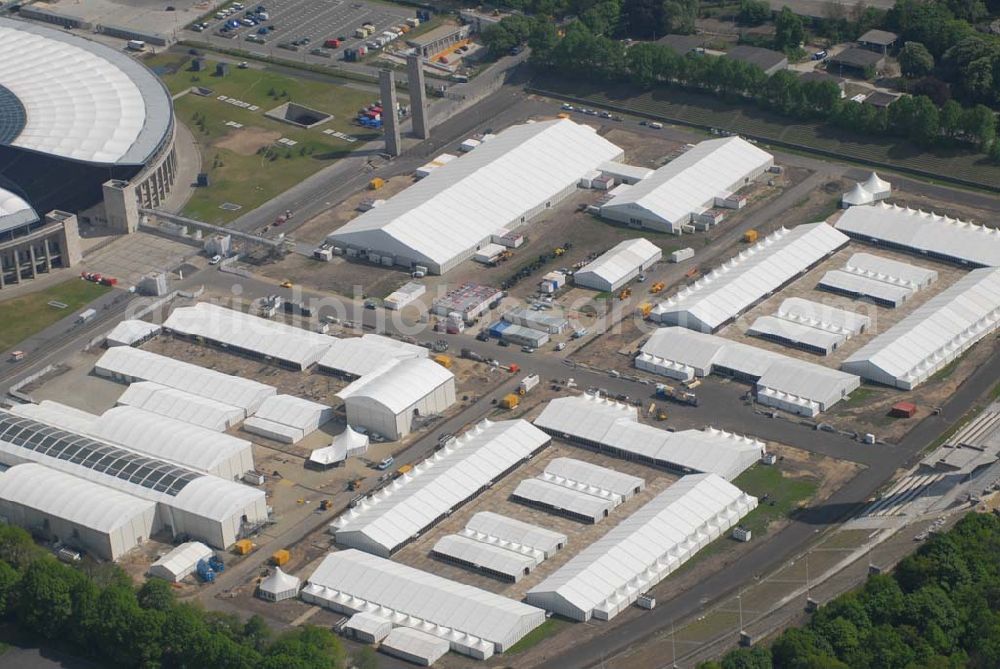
[842,386,882,408]
[732,465,819,537]
[505,618,569,654]
[144,54,387,224]
[0,280,110,351]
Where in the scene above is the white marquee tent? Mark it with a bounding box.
[257,567,301,602]
[573,238,663,292]
[117,381,244,431]
[148,541,213,581]
[243,394,333,444]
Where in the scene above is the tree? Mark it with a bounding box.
[353,647,380,669]
[243,614,273,653]
[581,0,622,36]
[0,525,42,570]
[622,0,660,38]
[939,99,963,137]
[720,646,773,668]
[899,41,934,78]
[17,559,76,639]
[738,0,770,26]
[482,15,535,57]
[0,561,19,618]
[660,0,698,35]
[773,7,804,52]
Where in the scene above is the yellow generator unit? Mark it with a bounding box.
[433,354,453,368]
[272,549,291,566]
[500,393,520,410]
[639,303,653,318]
[743,229,758,243]
[369,177,385,190]
[234,539,253,555]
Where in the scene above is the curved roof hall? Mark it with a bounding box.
[0,18,172,165]
[0,186,38,234]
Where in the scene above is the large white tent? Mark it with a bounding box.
[327,119,624,274]
[148,541,213,581]
[162,303,332,370]
[105,320,162,348]
[243,394,333,444]
[0,463,156,561]
[542,457,646,502]
[748,297,870,356]
[600,137,773,233]
[95,346,276,415]
[573,238,662,292]
[257,567,301,602]
[8,400,98,434]
[333,419,550,556]
[650,223,850,332]
[462,512,567,560]
[117,381,244,432]
[637,328,860,416]
[318,334,427,379]
[526,473,757,621]
[835,202,1000,268]
[308,426,369,468]
[842,267,1000,389]
[301,549,546,658]
[534,395,764,479]
[380,627,451,666]
[432,534,537,582]
[511,477,616,524]
[337,358,456,440]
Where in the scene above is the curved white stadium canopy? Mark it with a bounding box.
[0,186,38,234]
[0,18,172,165]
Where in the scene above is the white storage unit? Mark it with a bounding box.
[117,382,244,432]
[308,426,370,468]
[511,478,615,524]
[600,137,773,233]
[105,320,161,347]
[0,463,156,561]
[534,395,765,480]
[337,358,456,440]
[8,400,98,434]
[501,308,569,334]
[301,549,546,658]
[650,223,849,332]
[381,627,451,666]
[318,334,427,379]
[637,328,860,416]
[384,282,427,310]
[244,394,333,444]
[835,202,1000,268]
[432,534,537,582]
[670,248,695,263]
[0,411,268,549]
[148,541,213,581]
[573,238,662,292]
[333,419,550,555]
[328,119,624,274]
[842,267,1000,389]
[343,612,393,643]
[462,512,567,559]
[543,457,646,502]
[257,567,301,602]
[526,473,757,621]
[90,406,254,480]
[474,243,506,264]
[163,303,333,370]
[598,160,653,184]
[95,346,276,416]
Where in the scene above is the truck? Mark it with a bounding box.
[76,308,97,324]
[519,373,540,395]
[126,40,146,51]
[460,348,485,362]
[656,383,699,406]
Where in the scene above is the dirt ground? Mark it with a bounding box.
[214,127,282,155]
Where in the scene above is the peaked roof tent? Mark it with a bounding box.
[842,182,874,207]
[308,425,370,467]
[862,171,891,195]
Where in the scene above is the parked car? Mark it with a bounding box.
[376,457,394,470]
[209,254,222,265]
[812,50,828,60]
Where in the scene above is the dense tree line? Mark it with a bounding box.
[705,512,1000,669]
[0,524,353,669]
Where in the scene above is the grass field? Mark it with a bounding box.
[732,465,819,536]
[531,76,1000,192]
[144,54,389,224]
[0,280,110,351]
[505,619,569,654]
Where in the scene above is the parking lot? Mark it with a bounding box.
[189,0,413,64]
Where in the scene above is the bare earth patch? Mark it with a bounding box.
[214,127,282,156]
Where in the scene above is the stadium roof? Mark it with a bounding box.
[328,119,623,271]
[163,303,332,369]
[302,549,546,653]
[573,238,662,290]
[0,462,155,535]
[601,137,773,227]
[117,381,244,432]
[526,474,757,621]
[534,395,764,480]
[336,357,454,415]
[334,419,549,556]
[842,267,1000,389]
[462,512,567,559]
[651,223,849,331]
[0,186,38,234]
[0,18,172,165]
[95,346,276,415]
[318,334,427,378]
[835,202,1000,268]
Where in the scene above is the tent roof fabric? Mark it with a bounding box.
[844,253,937,288]
[433,534,537,575]
[344,611,393,636]
[543,457,645,500]
[117,382,243,432]
[95,346,276,413]
[842,182,874,206]
[835,202,1000,268]
[574,238,662,289]
[0,18,172,165]
[775,297,870,334]
[818,269,914,305]
[318,334,427,378]
[8,400,98,435]
[602,137,772,225]
[842,267,1000,387]
[512,478,615,518]
[328,119,623,269]
[105,320,161,347]
[381,627,451,663]
[862,172,891,194]
[303,549,546,650]
[0,462,155,534]
[90,406,252,476]
[534,395,764,480]
[337,357,454,415]
[651,223,849,331]
[748,316,845,351]
[334,419,549,555]
[526,474,756,619]
[252,394,331,431]
[259,567,301,595]
[309,426,370,466]
[163,303,332,369]
[463,512,567,557]
[149,541,213,579]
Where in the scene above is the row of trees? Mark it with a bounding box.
[518,23,998,155]
[705,512,1000,669]
[0,524,369,669]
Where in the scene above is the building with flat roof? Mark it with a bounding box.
[406,23,470,58]
[724,45,788,75]
[828,47,885,75]
[857,29,898,54]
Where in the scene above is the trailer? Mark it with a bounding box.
[519,373,540,394]
[655,383,699,406]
